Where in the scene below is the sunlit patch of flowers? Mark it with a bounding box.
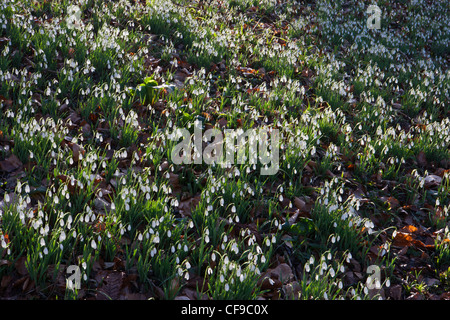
[0,0,448,300]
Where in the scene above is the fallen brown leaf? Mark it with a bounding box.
[178,194,201,217]
[96,271,125,300]
[393,232,414,247]
[0,154,23,172]
[424,174,442,188]
[15,256,28,276]
[293,197,306,211]
[381,196,400,209]
[416,151,427,167]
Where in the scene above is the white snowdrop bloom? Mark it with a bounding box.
[40,238,45,247]
[43,247,48,255]
[330,268,335,278]
[60,231,66,242]
[91,239,97,250]
[346,252,352,263]
[224,283,230,291]
[265,238,271,247]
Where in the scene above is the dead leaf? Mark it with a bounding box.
[217,118,228,128]
[293,197,305,211]
[186,274,207,292]
[22,276,34,292]
[270,263,294,284]
[393,232,414,247]
[352,187,370,204]
[258,263,293,291]
[288,211,299,225]
[15,256,28,276]
[424,277,440,287]
[59,103,69,113]
[96,271,125,300]
[393,227,434,249]
[283,281,301,300]
[71,142,85,162]
[381,196,400,209]
[65,110,81,125]
[81,121,91,135]
[399,225,418,234]
[0,259,11,267]
[169,173,181,194]
[178,194,201,217]
[424,174,442,188]
[0,154,23,172]
[343,271,357,286]
[1,275,12,288]
[180,287,206,300]
[417,151,427,167]
[389,284,402,300]
[121,292,148,300]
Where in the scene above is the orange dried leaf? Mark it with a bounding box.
[393,232,414,247]
[400,225,418,234]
